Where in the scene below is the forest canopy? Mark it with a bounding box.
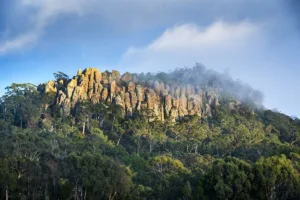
[0,66,299,200]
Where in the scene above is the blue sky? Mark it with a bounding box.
[0,0,299,117]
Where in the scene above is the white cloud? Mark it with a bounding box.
[0,0,87,54]
[119,20,261,73]
[0,32,38,53]
[0,0,274,54]
[148,21,257,51]
[0,0,201,54]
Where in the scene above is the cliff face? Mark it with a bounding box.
[38,68,219,121]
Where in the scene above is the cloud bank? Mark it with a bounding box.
[0,0,281,55]
[0,0,87,54]
[120,20,261,73]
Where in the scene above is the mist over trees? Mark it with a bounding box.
[135,63,264,107]
[171,64,264,106]
[0,67,299,200]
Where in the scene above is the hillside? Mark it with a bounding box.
[37,64,262,122]
[0,66,299,200]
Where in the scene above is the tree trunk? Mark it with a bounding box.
[111,116,115,131]
[82,122,86,136]
[109,191,117,200]
[100,118,105,128]
[291,140,296,146]
[75,183,78,200]
[117,133,123,146]
[45,180,48,200]
[80,188,83,200]
[5,186,8,200]
[149,141,153,153]
[87,118,90,132]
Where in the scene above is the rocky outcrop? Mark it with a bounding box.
[37,80,57,93]
[38,68,219,122]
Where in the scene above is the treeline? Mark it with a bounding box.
[0,82,299,199]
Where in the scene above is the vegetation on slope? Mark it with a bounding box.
[0,67,299,200]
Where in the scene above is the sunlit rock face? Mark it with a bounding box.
[38,68,219,122]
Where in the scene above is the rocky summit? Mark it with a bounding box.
[38,68,220,121]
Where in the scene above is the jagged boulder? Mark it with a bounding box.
[38,80,57,94]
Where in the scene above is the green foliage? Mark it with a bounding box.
[155,72,169,84]
[0,81,299,199]
[200,157,254,199]
[254,155,300,200]
[0,83,41,128]
[53,71,69,80]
